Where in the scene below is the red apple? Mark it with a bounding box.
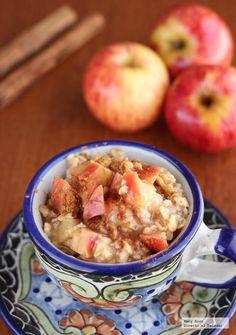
[83,42,169,132]
[150,4,234,78]
[165,65,236,153]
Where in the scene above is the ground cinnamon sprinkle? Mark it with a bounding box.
[40,148,189,263]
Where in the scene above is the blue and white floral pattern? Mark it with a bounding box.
[0,200,235,335]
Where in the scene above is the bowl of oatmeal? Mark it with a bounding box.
[39,148,189,264]
[24,141,203,308]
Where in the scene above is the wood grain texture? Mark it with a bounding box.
[0,0,235,334]
[0,6,77,78]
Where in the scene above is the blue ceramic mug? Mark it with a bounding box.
[23,141,236,309]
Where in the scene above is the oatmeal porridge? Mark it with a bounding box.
[39,149,189,263]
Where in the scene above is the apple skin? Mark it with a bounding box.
[150,4,234,78]
[165,65,236,153]
[83,43,169,132]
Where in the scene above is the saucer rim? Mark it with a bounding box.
[0,210,26,335]
[0,200,235,335]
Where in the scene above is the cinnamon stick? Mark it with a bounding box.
[0,6,77,78]
[0,13,105,110]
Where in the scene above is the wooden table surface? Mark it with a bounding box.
[0,0,235,334]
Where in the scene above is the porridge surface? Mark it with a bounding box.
[40,149,189,263]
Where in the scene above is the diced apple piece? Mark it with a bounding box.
[70,228,99,258]
[71,161,113,203]
[110,172,123,192]
[123,172,153,206]
[123,172,158,207]
[72,161,113,186]
[123,172,142,205]
[104,199,119,224]
[72,161,100,179]
[55,216,80,244]
[94,163,113,185]
[140,233,168,252]
[137,164,160,184]
[83,185,105,220]
[51,177,77,214]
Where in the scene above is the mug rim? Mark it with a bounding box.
[23,140,204,275]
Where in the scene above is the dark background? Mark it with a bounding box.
[0,1,235,334]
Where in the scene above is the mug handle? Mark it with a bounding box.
[177,222,236,287]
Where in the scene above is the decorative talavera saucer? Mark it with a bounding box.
[0,200,235,335]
